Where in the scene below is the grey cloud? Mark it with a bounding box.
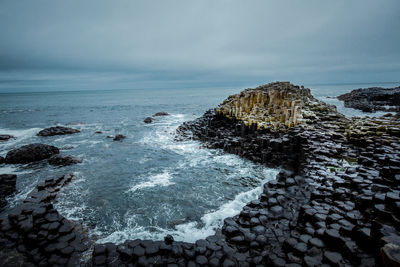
[0,0,399,86]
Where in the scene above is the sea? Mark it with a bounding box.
[0,80,398,244]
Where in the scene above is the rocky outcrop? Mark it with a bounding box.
[0,174,17,210]
[153,111,169,116]
[144,117,153,123]
[113,134,126,141]
[173,82,400,266]
[47,155,82,166]
[337,86,400,113]
[215,81,339,131]
[0,174,91,266]
[37,126,80,137]
[5,144,59,164]
[0,134,14,142]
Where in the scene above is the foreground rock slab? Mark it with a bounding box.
[37,126,80,137]
[0,174,91,266]
[5,143,59,164]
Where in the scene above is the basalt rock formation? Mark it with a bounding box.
[37,126,80,137]
[0,174,91,266]
[47,155,83,166]
[0,174,17,210]
[175,82,400,266]
[5,143,60,164]
[337,86,400,113]
[215,82,339,131]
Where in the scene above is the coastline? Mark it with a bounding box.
[0,82,399,266]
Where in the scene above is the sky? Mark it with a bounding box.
[0,0,399,91]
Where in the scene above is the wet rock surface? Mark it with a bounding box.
[0,174,91,266]
[144,117,153,123]
[153,111,170,116]
[1,81,400,266]
[5,143,60,164]
[113,134,126,141]
[0,174,17,210]
[0,134,14,142]
[47,155,83,166]
[37,126,80,137]
[337,86,400,113]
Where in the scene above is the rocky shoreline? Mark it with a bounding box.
[337,86,400,113]
[1,82,399,266]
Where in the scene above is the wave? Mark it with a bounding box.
[128,170,174,193]
[97,168,278,244]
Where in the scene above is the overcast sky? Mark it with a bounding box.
[0,0,399,90]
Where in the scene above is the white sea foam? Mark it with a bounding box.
[0,165,33,175]
[98,168,278,244]
[128,170,174,193]
[0,127,41,150]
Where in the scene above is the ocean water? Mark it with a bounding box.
[0,81,398,244]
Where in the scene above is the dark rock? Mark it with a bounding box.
[133,245,145,257]
[113,134,126,141]
[0,174,17,203]
[153,112,169,116]
[48,155,82,166]
[5,143,59,164]
[337,86,400,113]
[323,251,343,266]
[0,156,4,164]
[144,117,153,123]
[195,255,208,265]
[37,126,80,137]
[381,243,400,266]
[164,234,174,244]
[0,134,14,142]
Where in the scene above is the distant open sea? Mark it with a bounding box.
[0,81,398,243]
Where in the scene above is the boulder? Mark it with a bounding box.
[48,155,82,166]
[0,174,17,209]
[113,135,126,141]
[5,144,59,164]
[153,112,169,116]
[0,134,14,142]
[37,126,80,137]
[0,156,4,164]
[144,117,153,124]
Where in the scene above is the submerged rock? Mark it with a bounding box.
[48,154,82,166]
[37,126,80,136]
[0,156,4,164]
[5,143,59,164]
[113,134,126,141]
[153,111,169,116]
[337,86,400,113]
[144,117,153,123]
[0,134,14,142]
[0,174,17,210]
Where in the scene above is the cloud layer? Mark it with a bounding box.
[0,0,399,86]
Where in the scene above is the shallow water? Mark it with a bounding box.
[0,81,398,244]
